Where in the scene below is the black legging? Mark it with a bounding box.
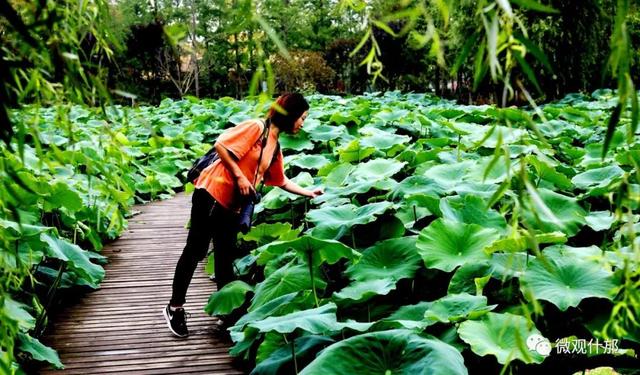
[170,188,240,306]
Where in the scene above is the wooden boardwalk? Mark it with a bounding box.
[41,193,244,374]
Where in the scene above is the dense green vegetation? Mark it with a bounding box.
[204,91,640,373]
[102,0,639,103]
[6,90,640,372]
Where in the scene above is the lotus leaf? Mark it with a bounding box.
[250,263,326,311]
[306,201,394,240]
[205,280,253,316]
[346,237,420,282]
[248,303,340,334]
[457,312,545,364]
[417,219,500,272]
[300,329,467,375]
[424,293,496,324]
[521,247,615,310]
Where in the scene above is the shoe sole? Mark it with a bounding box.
[162,307,189,338]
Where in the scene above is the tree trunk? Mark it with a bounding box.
[190,0,199,97]
[234,33,241,98]
[434,66,441,96]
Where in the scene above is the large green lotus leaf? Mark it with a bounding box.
[374,108,411,123]
[322,163,355,186]
[424,293,495,324]
[308,124,351,143]
[544,245,603,264]
[0,219,50,239]
[453,181,500,199]
[417,219,500,272]
[337,140,376,163]
[346,237,420,282]
[248,303,340,334]
[333,279,397,303]
[2,241,43,270]
[571,165,624,190]
[253,335,335,375]
[378,301,433,330]
[422,160,475,191]
[522,188,586,237]
[287,154,331,170]
[279,132,315,151]
[527,155,573,190]
[231,291,318,355]
[585,211,616,232]
[204,280,253,316]
[488,252,531,279]
[457,312,545,365]
[448,262,491,295]
[396,196,438,228]
[41,233,104,288]
[313,179,397,205]
[440,195,507,232]
[3,296,35,331]
[347,158,406,183]
[330,111,362,125]
[359,127,411,150]
[388,176,445,200]
[232,292,300,332]
[256,236,358,267]
[579,143,617,169]
[464,157,519,184]
[307,202,394,240]
[520,247,615,311]
[250,263,326,311]
[18,333,63,369]
[300,329,468,375]
[44,182,83,212]
[240,222,301,246]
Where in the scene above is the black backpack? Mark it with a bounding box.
[186,119,277,183]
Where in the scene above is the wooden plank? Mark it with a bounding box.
[40,193,243,374]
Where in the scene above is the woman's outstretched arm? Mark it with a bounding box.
[280,178,323,198]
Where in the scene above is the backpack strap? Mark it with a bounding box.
[255,119,280,195]
[252,118,271,187]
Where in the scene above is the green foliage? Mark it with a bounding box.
[458,312,546,364]
[2,53,640,372]
[204,281,254,316]
[521,246,616,311]
[219,91,640,372]
[417,219,500,272]
[272,51,337,93]
[300,329,468,375]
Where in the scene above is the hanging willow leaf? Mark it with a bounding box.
[513,33,554,74]
[254,14,291,60]
[602,102,623,159]
[629,80,639,139]
[514,51,543,95]
[452,31,480,76]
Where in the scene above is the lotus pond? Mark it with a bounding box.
[3,90,639,373]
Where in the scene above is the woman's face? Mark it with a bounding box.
[292,111,308,134]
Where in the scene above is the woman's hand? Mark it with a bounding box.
[306,187,324,198]
[237,174,256,196]
[281,179,323,199]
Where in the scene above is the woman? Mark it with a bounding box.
[164,93,322,338]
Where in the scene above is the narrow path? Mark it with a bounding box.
[41,193,243,374]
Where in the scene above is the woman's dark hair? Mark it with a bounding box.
[267,93,309,133]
